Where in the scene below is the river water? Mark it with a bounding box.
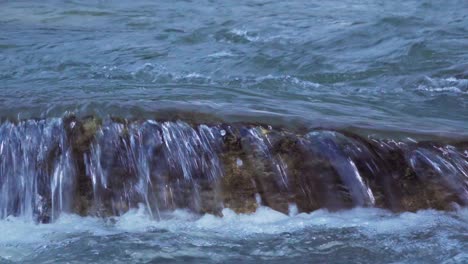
[1,0,467,135]
[0,0,467,263]
[0,207,467,263]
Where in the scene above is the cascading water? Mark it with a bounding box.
[0,119,75,222]
[407,145,468,205]
[0,117,466,223]
[302,131,376,207]
[0,117,467,264]
[83,119,225,218]
[242,127,290,191]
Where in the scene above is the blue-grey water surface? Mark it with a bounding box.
[1,0,467,135]
[1,1,468,263]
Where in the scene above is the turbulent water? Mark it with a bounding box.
[1,0,468,263]
[1,207,467,263]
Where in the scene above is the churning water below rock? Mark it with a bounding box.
[0,207,467,263]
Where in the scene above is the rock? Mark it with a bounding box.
[1,116,467,222]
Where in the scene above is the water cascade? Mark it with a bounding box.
[0,117,466,223]
[0,119,75,222]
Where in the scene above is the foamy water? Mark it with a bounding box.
[1,206,467,263]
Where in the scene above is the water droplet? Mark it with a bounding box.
[236,158,243,167]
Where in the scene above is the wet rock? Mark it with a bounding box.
[239,126,291,213]
[1,116,467,222]
[404,143,467,208]
[219,126,258,214]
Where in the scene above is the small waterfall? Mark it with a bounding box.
[0,119,75,222]
[302,131,375,207]
[84,120,224,218]
[407,145,468,205]
[242,127,290,190]
[0,117,466,222]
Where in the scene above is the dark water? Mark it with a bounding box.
[1,0,467,135]
[1,1,468,263]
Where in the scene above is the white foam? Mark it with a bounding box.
[1,206,467,261]
[417,76,468,94]
[0,214,112,261]
[254,74,321,89]
[417,85,464,93]
[113,206,468,241]
[230,29,259,42]
[207,51,236,58]
[288,203,299,216]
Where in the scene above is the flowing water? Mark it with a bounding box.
[1,207,467,263]
[1,0,467,134]
[0,0,467,263]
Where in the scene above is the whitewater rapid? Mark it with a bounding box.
[1,206,467,263]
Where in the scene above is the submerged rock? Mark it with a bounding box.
[0,116,466,222]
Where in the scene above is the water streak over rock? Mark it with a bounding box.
[0,119,75,222]
[0,117,466,222]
